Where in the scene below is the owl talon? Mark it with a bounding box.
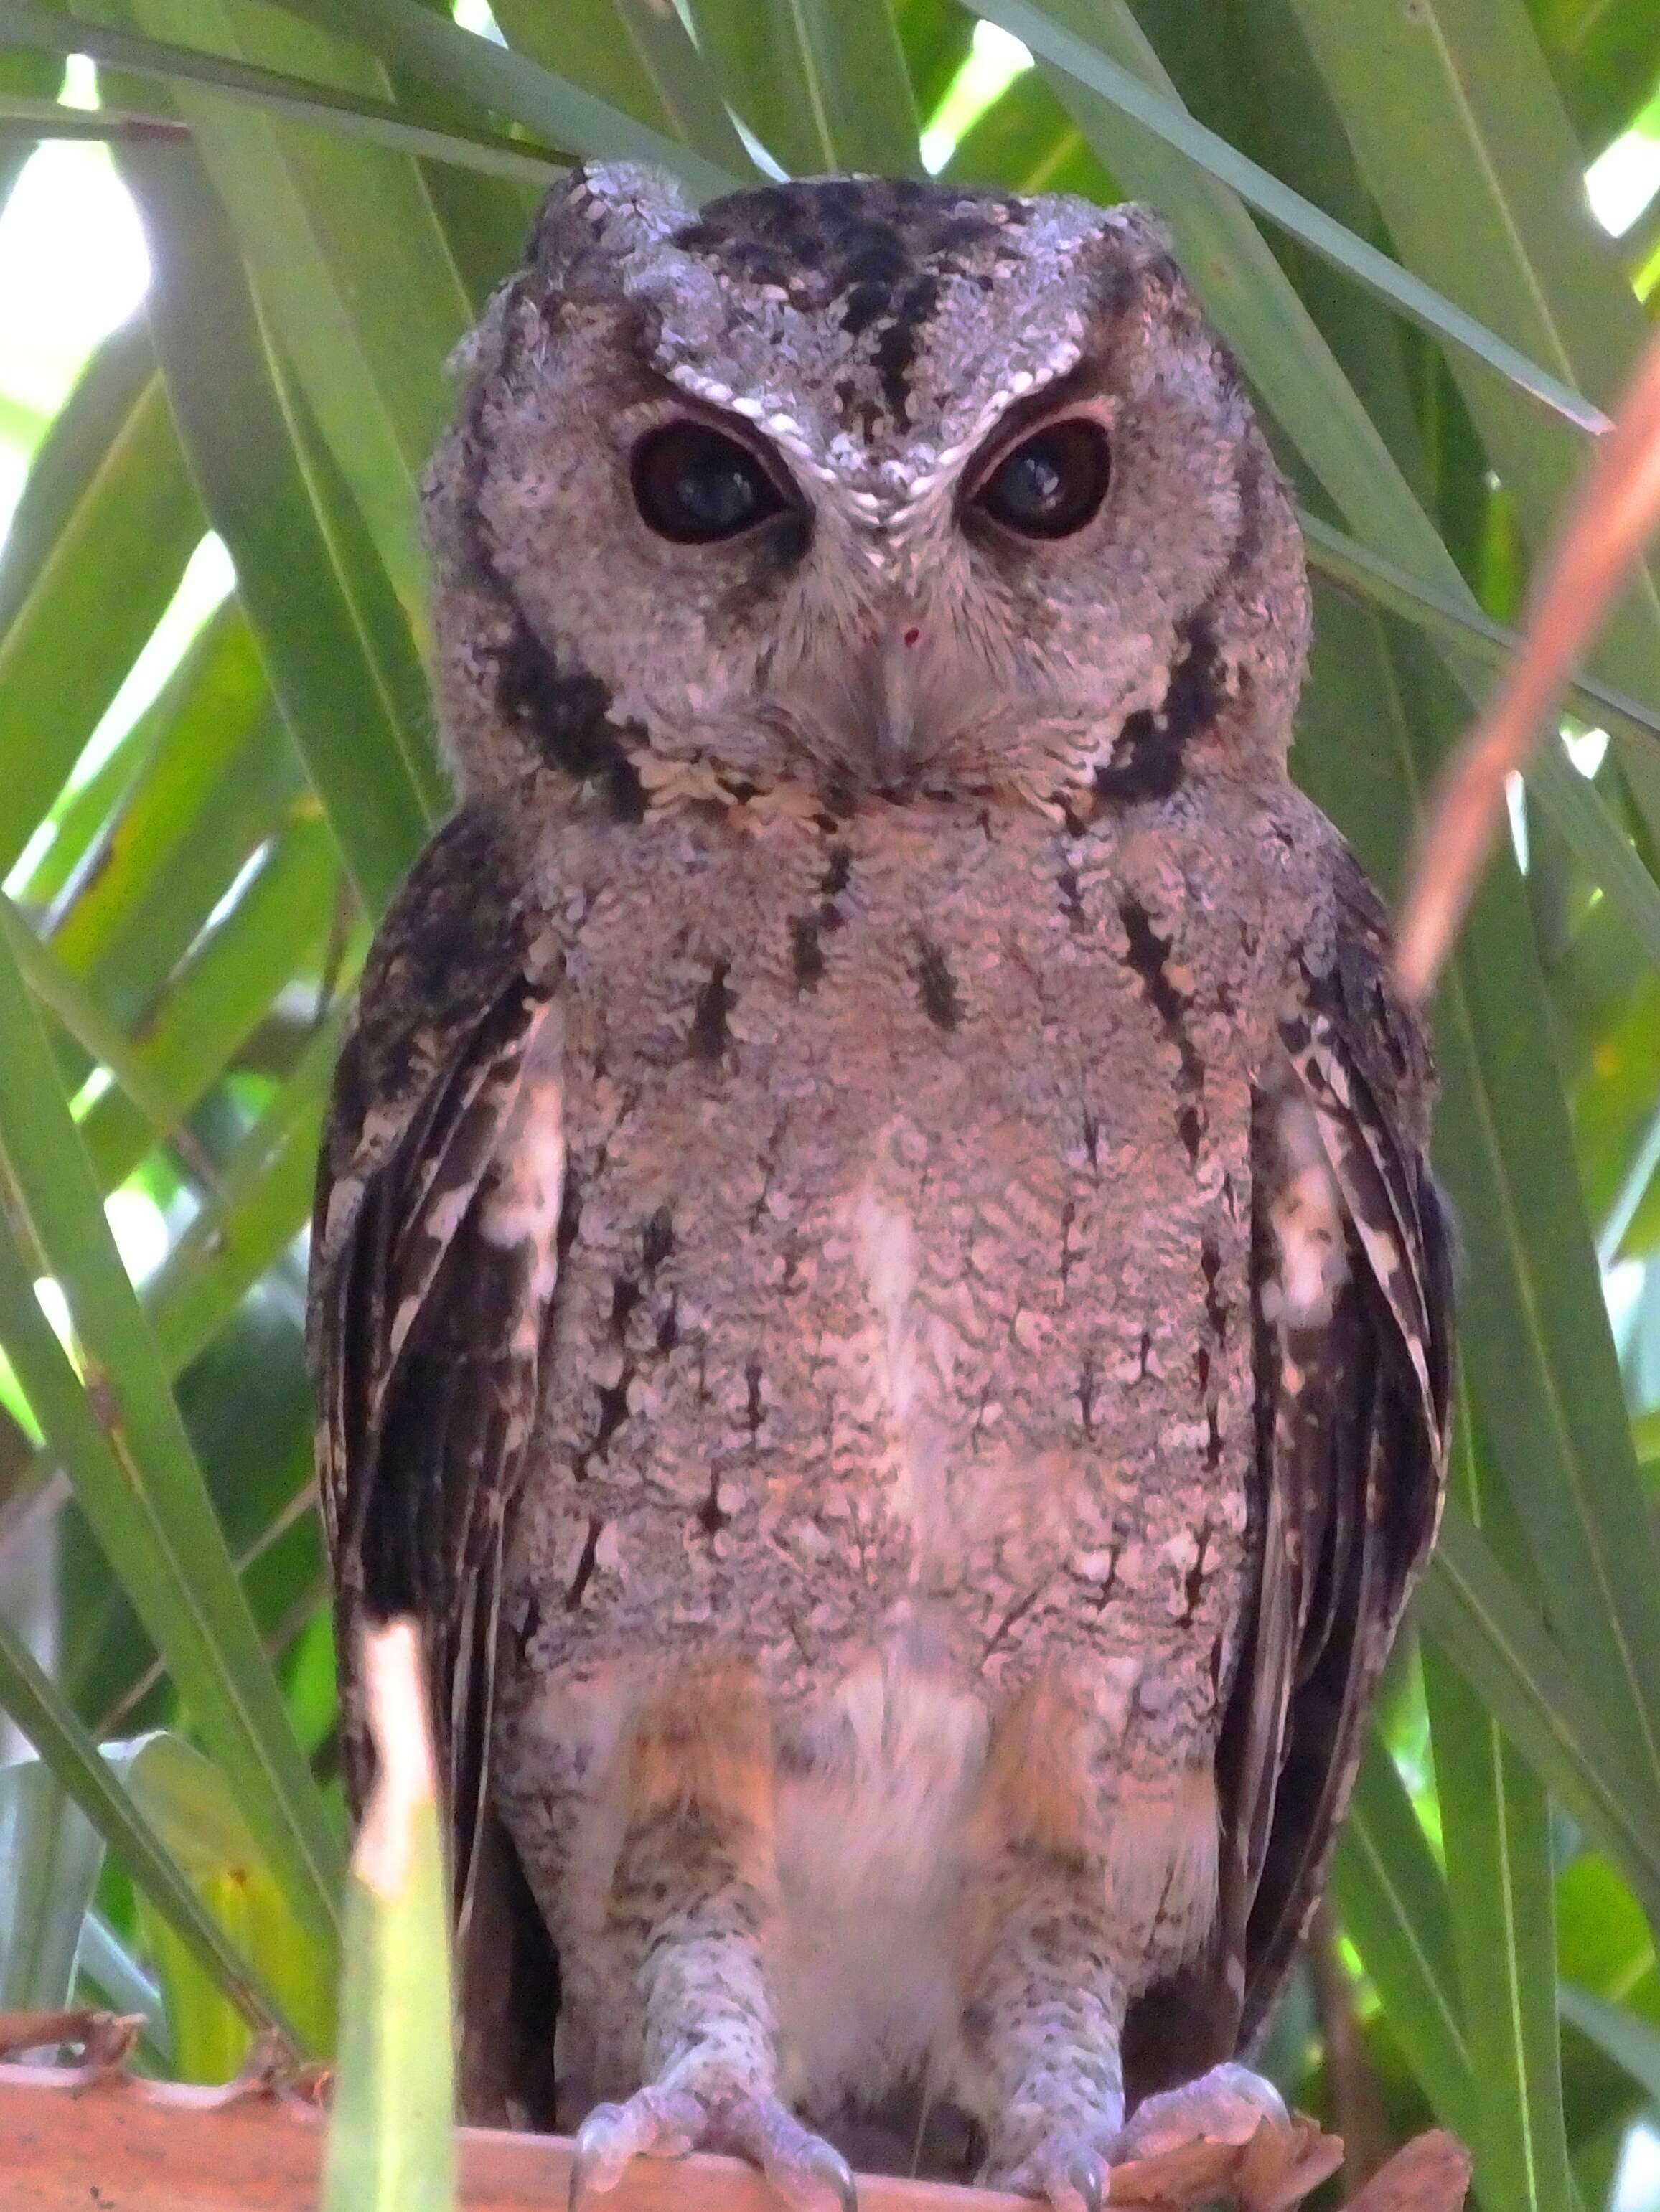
[1116,2061,1288,2162]
[569,2084,854,2211]
[708,2090,859,2211]
[1066,2147,1105,2212]
[798,2137,859,2212]
[567,2085,705,2207]
[995,2136,1110,2212]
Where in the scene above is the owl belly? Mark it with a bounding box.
[764,1639,1226,2130]
[502,822,1262,1766]
[772,1644,983,2124]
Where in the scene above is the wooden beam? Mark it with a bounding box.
[1,2059,1466,2212]
[3,2067,1009,2211]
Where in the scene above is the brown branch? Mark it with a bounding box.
[1394,320,1660,1004]
[1308,1904,1393,2191]
[1346,2132,1471,2212]
[0,2051,1465,2212]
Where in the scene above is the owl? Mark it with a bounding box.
[311,165,1452,2211]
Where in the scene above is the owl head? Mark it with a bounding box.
[424,164,1310,824]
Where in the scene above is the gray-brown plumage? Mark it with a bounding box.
[311,165,1452,2209]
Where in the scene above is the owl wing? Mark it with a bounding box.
[309,799,565,1941]
[1125,855,1453,2098]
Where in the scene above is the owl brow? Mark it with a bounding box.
[639,366,807,505]
[957,359,1113,500]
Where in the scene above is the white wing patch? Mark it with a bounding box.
[479,1015,567,1324]
[1260,1090,1349,1330]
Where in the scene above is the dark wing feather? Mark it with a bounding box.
[309,800,564,1974]
[1234,871,1454,2047]
[1123,857,1453,2101]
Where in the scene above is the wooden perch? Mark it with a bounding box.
[1,2028,1468,2212]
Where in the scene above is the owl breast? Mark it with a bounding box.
[496,786,1304,2099]
[502,787,1306,1717]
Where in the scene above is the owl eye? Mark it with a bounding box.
[973,419,1110,540]
[631,421,787,544]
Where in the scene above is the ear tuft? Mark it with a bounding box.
[525,163,695,288]
[1096,201,1176,261]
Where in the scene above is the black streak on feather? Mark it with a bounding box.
[565,1517,603,1610]
[1199,1234,1228,1345]
[790,915,825,989]
[1120,895,1206,1161]
[641,1205,675,1274]
[1057,865,1086,931]
[914,936,963,1030]
[790,846,853,989]
[1094,611,1223,804]
[495,614,645,824]
[697,1472,730,1538]
[688,961,732,1061]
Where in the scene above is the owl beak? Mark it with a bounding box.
[869,618,926,786]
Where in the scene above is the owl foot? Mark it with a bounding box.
[707,2093,858,2212]
[1116,2060,1289,2162]
[568,2084,857,2212]
[994,2134,1110,2212]
[568,2084,703,2204]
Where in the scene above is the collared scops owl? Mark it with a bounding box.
[311,164,1452,2211]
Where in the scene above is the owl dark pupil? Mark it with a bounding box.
[632,422,784,544]
[1008,449,1061,511]
[683,454,756,530]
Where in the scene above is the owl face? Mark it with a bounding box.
[426,166,1310,817]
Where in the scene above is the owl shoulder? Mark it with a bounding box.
[1256,783,1437,1145]
[316,792,563,1231]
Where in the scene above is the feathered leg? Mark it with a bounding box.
[569,1663,855,2212]
[955,1681,1127,2212]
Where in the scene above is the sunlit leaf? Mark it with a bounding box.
[123,138,436,917]
[1422,1408,1575,2212]
[967,0,1608,431]
[688,0,922,174]
[123,1731,335,2078]
[0,1752,103,2011]
[0,317,201,880]
[0,5,561,181]
[0,1614,299,2043]
[0,925,344,1959]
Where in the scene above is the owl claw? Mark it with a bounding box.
[995,2136,1110,2212]
[567,2085,703,2207]
[798,2137,859,2212]
[568,2083,855,2211]
[710,2090,858,2211]
[566,2135,602,2212]
[1065,2147,1105,2212]
[1115,2061,1288,2162]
